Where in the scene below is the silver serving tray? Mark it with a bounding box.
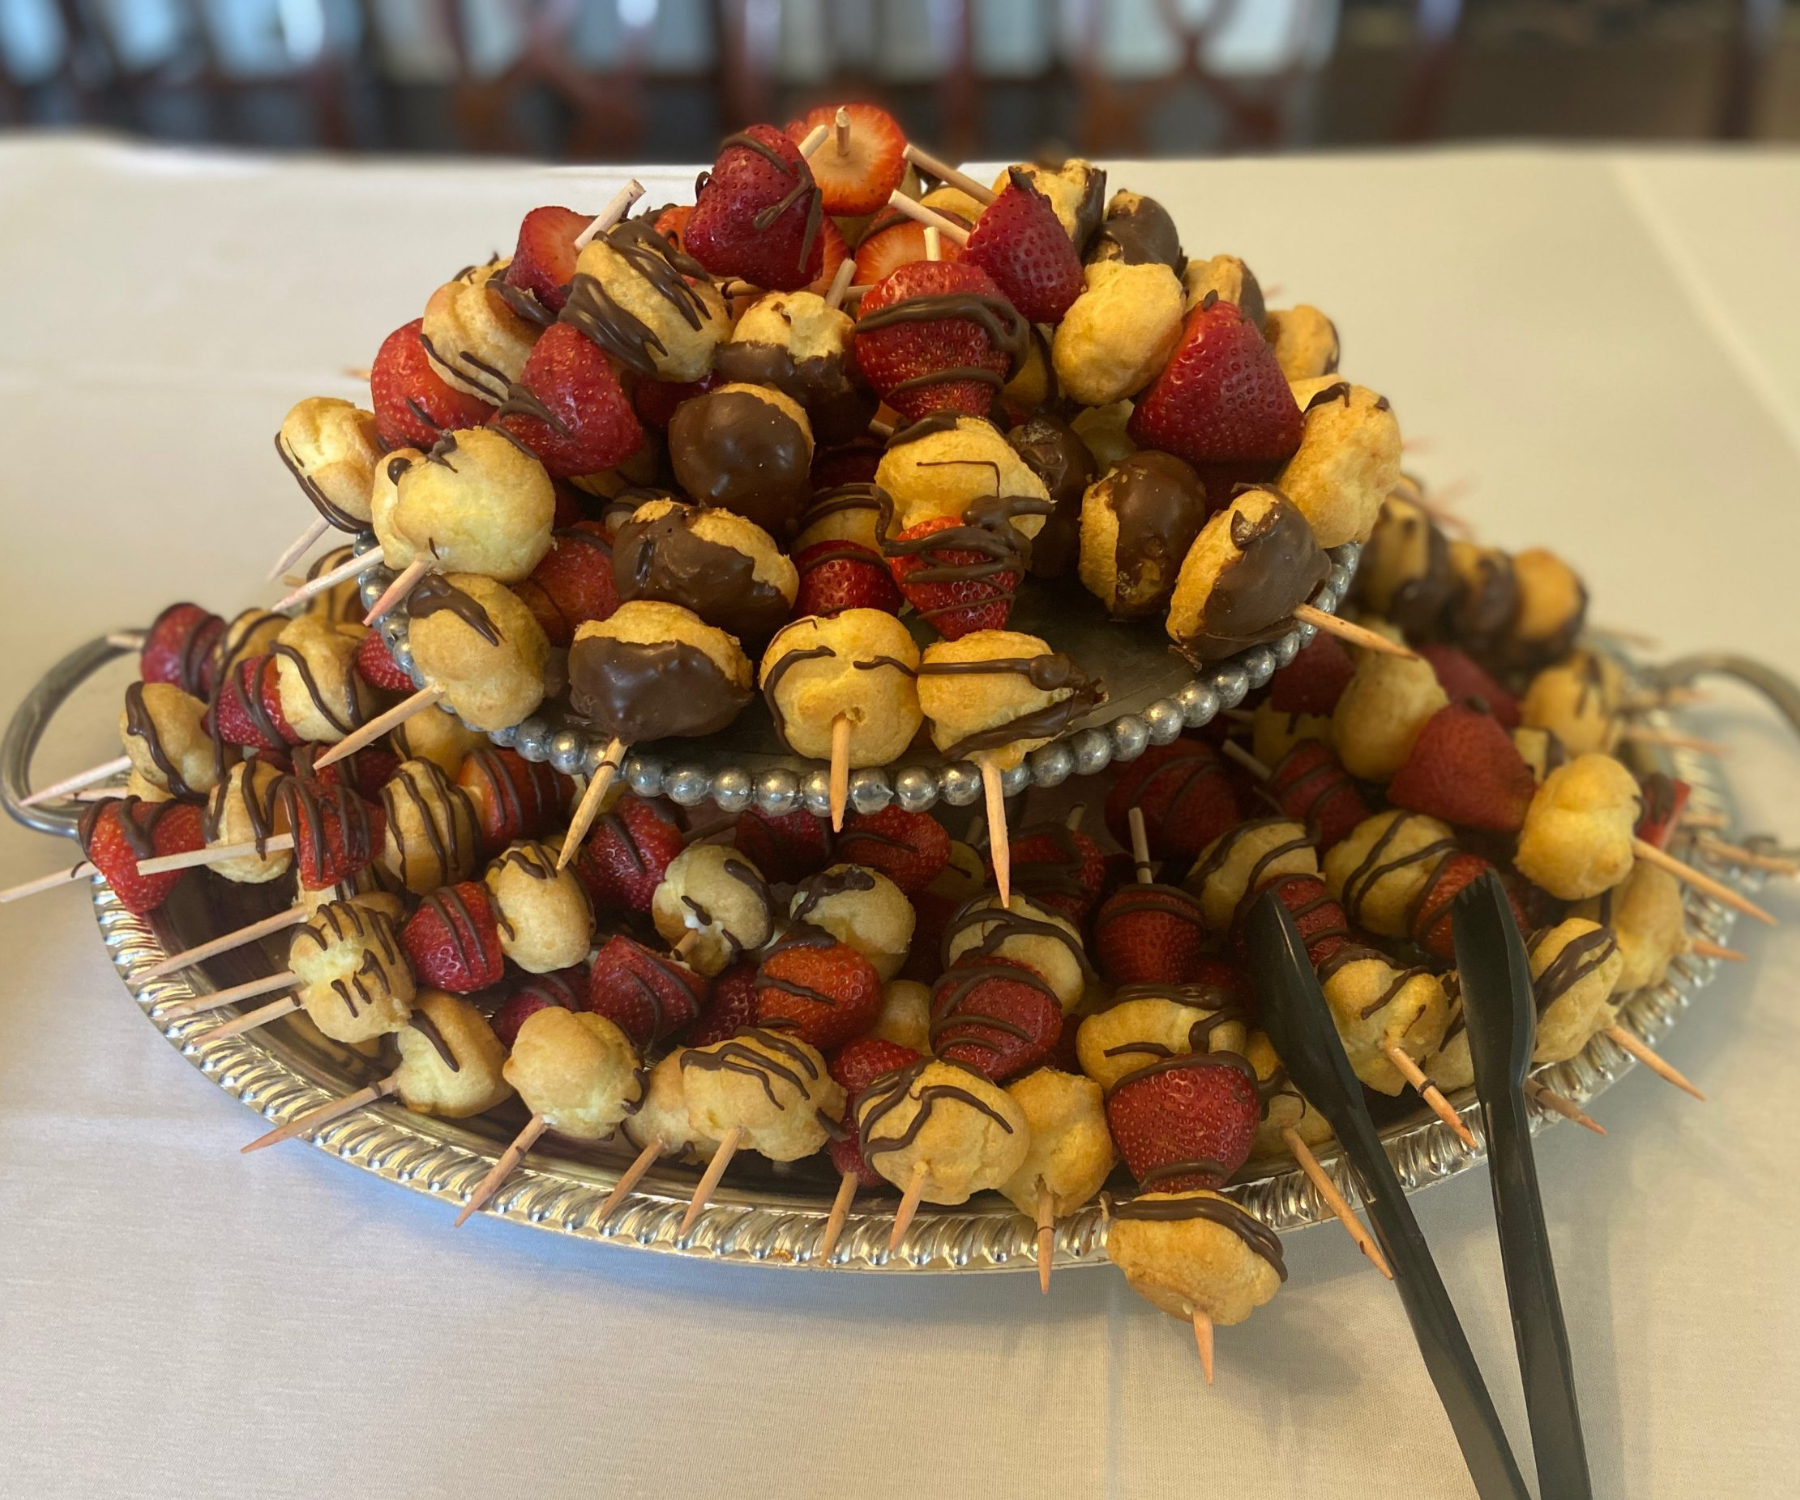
[0,636,1780,1272]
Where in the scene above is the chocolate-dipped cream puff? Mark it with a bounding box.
[1181,254,1264,330]
[611,497,797,643]
[1164,487,1328,663]
[916,630,1104,771]
[422,258,542,405]
[668,383,815,540]
[1086,190,1185,274]
[714,289,875,447]
[1078,451,1209,619]
[1007,414,1098,580]
[569,600,754,744]
[1356,487,1453,638]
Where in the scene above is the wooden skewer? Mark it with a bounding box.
[796,122,831,157]
[19,755,133,807]
[887,1160,929,1254]
[1382,1042,1476,1148]
[868,417,895,440]
[455,1113,549,1226]
[137,833,296,877]
[242,1073,400,1153]
[678,1125,743,1236]
[556,738,628,870]
[1219,739,1272,780]
[572,178,646,251]
[343,365,373,381]
[1291,604,1419,661]
[1605,1024,1705,1101]
[361,555,433,626]
[900,143,998,206]
[1219,707,1257,724]
[923,225,942,262]
[273,547,377,612]
[1677,809,1729,831]
[143,905,309,977]
[161,970,295,1019]
[0,861,97,905]
[1688,936,1746,962]
[1693,837,1799,877]
[674,930,707,966]
[1281,1127,1394,1277]
[1035,1178,1055,1295]
[980,757,1011,909]
[313,685,444,770]
[823,256,856,312]
[828,714,853,832]
[1191,1308,1215,1385]
[597,1137,665,1224]
[883,189,971,246]
[819,1168,859,1261]
[267,515,333,581]
[1622,687,1710,712]
[1521,1078,1606,1136]
[1127,806,1155,886]
[833,105,852,155]
[105,631,146,651]
[190,995,300,1045]
[1632,837,1776,927]
[1619,726,1731,757]
[73,786,126,801]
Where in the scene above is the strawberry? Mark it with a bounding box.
[1267,740,1370,851]
[810,437,884,491]
[276,780,385,890]
[456,746,572,858]
[574,794,685,914]
[516,520,619,648]
[369,318,494,452]
[1229,872,1350,968]
[588,934,707,1049]
[829,1036,921,1096]
[1267,634,1355,716]
[802,214,852,299]
[1419,645,1522,729]
[997,824,1107,923]
[653,203,693,249]
[685,124,826,292]
[1104,1053,1261,1192]
[1103,740,1246,867]
[490,965,589,1049]
[1635,772,1690,851]
[1093,884,1210,987]
[1388,703,1536,834]
[495,322,644,480]
[852,214,967,286]
[755,928,882,1051]
[1407,852,1529,965]
[854,259,1021,422]
[210,655,299,752]
[402,882,506,994]
[78,798,203,915]
[140,603,223,699]
[835,806,950,896]
[885,513,1026,639]
[1126,296,1303,469]
[686,958,762,1049]
[295,743,400,805]
[633,369,720,432]
[930,958,1062,1082]
[786,104,907,215]
[733,806,833,886]
[503,205,590,314]
[963,167,1084,324]
[793,540,902,617]
[354,628,414,694]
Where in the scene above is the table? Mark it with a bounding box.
[1,138,1796,1500]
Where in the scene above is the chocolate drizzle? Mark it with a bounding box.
[409,574,502,646]
[680,1026,821,1110]
[759,643,836,752]
[791,865,877,925]
[275,432,359,531]
[569,634,752,744]
[857,1057,1015,1160]
[856,293,1029,385]
[799,482,894,541]
[379,759,475,888]
[1530,925,1619,1017]
[917,652,1105,759]
[1006,415,1097,580]
[270,640,366,738]
[939,893,1094,979]
[558,216,716,377]
[668,387,813,539]
[612,501,791,641]
[1336,814,1459,930]
[122,682,194,797]
[77,796,178,862]
[1188,818,1312,901]
[1105,451,1209,617]
[1179,491,1329,662]
[408,1009,461,1071]
[880,494,1050,619]
[1104,1191,1287,1279]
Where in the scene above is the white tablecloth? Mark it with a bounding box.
[1,138,1796,1500]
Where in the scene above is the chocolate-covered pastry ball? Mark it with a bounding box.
[120,682,216,799]
[759,610,922,764]
[379,757,480,894]
[612,496,797,642]
[999,1067,1114,1218]
[1052,261,1186,407]
[1087,190,1184,273]
[1078,451,1209,619]
[1182,254,1264,330]
[273,613,373,745]
[290,899,416,1044]
[668,382,815,539]
[1505,548,1588,670]
[1356,490,1453,637]
[1186,819,1317,932]
[876,415,1051,539]
[916,630,1100,771]
[1263,306,1339,382]
[407,573,549,733]
[1278,378,1401,549]
[1322,810,1457,937]
[395,990,513,1119]
[505,1006,644,1140]
[569,600,754,744]
[1443,542,1519,654]
[1331,640,1449,781]
[278,397,383,529]
[1164,487,1328,662]
[715,290,874,447]
[1007,414,1097,580]
[391,427,556,582]
[422,258,541,404]
[944,892,1088,1010]
[993,159,1107,246]
[1514,753,1639,900]
[563,216,732,383]
[652,844,774,977]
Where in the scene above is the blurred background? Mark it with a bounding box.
[1,0,1796,160]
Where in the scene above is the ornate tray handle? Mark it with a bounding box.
[1,634,133,839]
[1651,653,1800,740]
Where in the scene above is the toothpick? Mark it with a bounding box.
[137,833,296,877]
[20,756,133,807]
[1605,1024,1705,1101]
[241,1073,400,1153]
[1035,1178,1055,1295]
[883,190,971,246]
[556,738,627,870]
[105,632,146,652]
[887,1160,929,1254]
[313,685,444,770]
[455,1113,549,1226]
[1382,1042,1476,1148]
[1064,803,1086,832]
[0,861,97,905]
[1219,739,1271,780]
[678,1125,743,1236]
[1191,1307,1215,1385]
[1128,806,1155,886]
[980,757,1011,909]
[820,1168,858,1261]
[900,144,998,206]
[833,106,852,156]
[161,970,295,1019]
[1619,726,1730,757]
[190,994,299,1044]
[1281,1127,1394,1277]
[923,225,942,262]
[597,1136,665,1224]
[828,714,853,832]
[1521,1078,1606,1136]
[796,122,830,158]
[1677,810,1729,831]
[267,516,333,581]
[273,547,378,612]
[1290,605,1419,661]
[361,555,432,626]
[674,930,706,965]
[1633,837,1776,927]
[572,179,646,252]
[823,256,856,312]
[1688,936,1746,962]
[1693,837,1799,877]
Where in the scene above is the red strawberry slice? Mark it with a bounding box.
[276,779,385,891]
[686,958,763,1049]
[802,214,852,298]
[995,823,1107,923]
[574,794,686,914]
[653,203,693,250]
[1388,703,1537,834]
[1268,634,1355,716]
[456,746,572,859]
[1635,772,1690,851]
[370,318,495,452]
[1104,1053,1261,1193]
[854,259,1021,422]
[1103,740,1246,867]
[733,806,834,886]
[835,806,950,896]
[785,104,908,215]
[755,928,883,1051]
[1229,872,1350,968]
[295,743,401,805]
[1126,296,1303,469]
[685,124,826,292]
[930,957,1063,1082]
[588,934,708,1049]
[1267,740,1370,851]
[1093,884,1210,987]
[852,213,968,285]
[402,882,506,994]
[885,513,1026,639]
[633,369,720,432]
[515,520,619,649]
[210,654,299,752]
[1419,645,1522,729]
[354,629,414,694]
[140,603,224,699]
[490,965,590,1050]
[494,322,644,480]
[78,798,203,916]
[503,205,590,315]
[964,167,1084,324]
[829,1036,921,1096]
[1407,853,1529,965]
[793,539,902,617]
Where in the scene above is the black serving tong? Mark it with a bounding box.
[1452,871,1593,1500]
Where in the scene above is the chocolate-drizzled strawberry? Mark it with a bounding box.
[490,964,590,1049]
[854,259,1028,422]
[456,746,572,859]
[209,654,300,754]
[685,958,762,1049]
[1103,739,1246,867]
[1265,740,1369,852]
[755,926,882,1051]
[140,603,225,699]
[834,806,949,897]
[370,318,494,452]
[827,1035,921,1189]
[1104,1051,1261,1194]
[492,322,644,480]
[885,494,1050,640]
[1405,853,1529,966]
[993,822,1107,924]
[588,934,707,1049]
[793,540,902,617]
[685,124,827,292]
[1093,882,1210,987]
[1229,872,1350,969]
[275,778,385,890]
[402,881,506,994]
[502,205,590,315]
[733,805,833,887]
[574,795,685,914]
[515,519,620,648]
[77,797,204,915]
[930,956,1062,1082]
